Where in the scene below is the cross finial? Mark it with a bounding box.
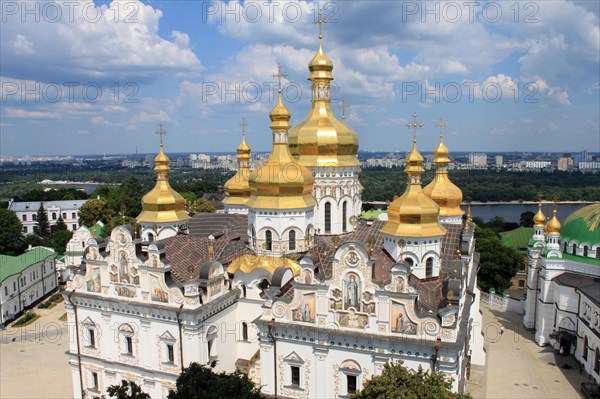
[436,117,447,138]
[537,191,544,203]
[155,122,167,147]
[314,9,326,40]
[407,112,423,142]
[239,117,248,136]
[272,63,287,92]
[338,99,350,120]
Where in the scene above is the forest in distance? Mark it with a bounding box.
[1,163,600,204]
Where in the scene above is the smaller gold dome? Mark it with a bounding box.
[247,90,316,210]
[546,208,561,234]
[223,134,252,206]
[423,133,463,217]
[381,136,446,238]
[137,145,189,224]
[533,202,546,227]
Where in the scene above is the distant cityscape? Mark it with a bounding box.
[1,149,599,173]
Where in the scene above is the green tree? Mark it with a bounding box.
[107,380,150,399]
[351,361,470,399]
[0,209,24,255]
[78,198,113,227]
[519,211,535,227]
[475,227,522,293]
[167,362,264,399]
[36,203,51,239]
[100,216,138,238]
[186,198,216,213]
[51,230,73,254]
[54,215,67,232]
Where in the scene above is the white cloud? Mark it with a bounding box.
[1,0,202,82]
[13,35,33,55]
[4,107,60,119]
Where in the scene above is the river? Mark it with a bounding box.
[464,202,598,223]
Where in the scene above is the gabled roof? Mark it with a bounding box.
[8,200,87,212]
[1,247,56,282]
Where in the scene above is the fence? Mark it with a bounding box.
[480,291,524,314]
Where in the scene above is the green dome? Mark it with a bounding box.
[560,204,600,245]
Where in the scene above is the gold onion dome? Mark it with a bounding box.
[137,141,189,224]
[423,129,464,217]
[246,88,316,210]
[546,208,561,234]
[533,202,546,227]
[223,133,252,205]
[288,35,360,168]
[381,132,446,238]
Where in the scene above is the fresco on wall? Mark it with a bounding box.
[344,273,361,311]
[338,310,368,329]
[391,302,417,335]
[86,268,101,293]
[150,274,169,303]
[292,293,315,323]
[115,284,137,298]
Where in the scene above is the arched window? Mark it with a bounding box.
[425,257,434,278]
[325,202,332,233]
[240,284,247,298]
[342,202,347,232]
[596,247,600,259]
[563,242,568,252]
[404,258,414,267]
[583,246,589,257]
[52,212,57,220]
[289,230,296,251]
[242,322,248,341]
[583,336,589,360]
[572,244,577,255]
[147,232,155,242]
[265,230,272,251]
[251,226,256,246]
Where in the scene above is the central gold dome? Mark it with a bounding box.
[246,90,316,210]
[288,38,360,168]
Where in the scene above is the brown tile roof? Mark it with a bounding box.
[188,213,247,237]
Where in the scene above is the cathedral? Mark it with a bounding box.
[63,31,485,399]
[523,202,600,384]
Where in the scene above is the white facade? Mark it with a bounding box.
[8,199,86,235]
[382,235,444,280]
[0,247,57,324]
[468,153,487,167]
[311,166,362,236]
[248,207,314,256]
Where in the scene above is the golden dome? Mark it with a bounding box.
[137,144,189,224]
[423,132,464,217]
[288,36,360,168]
[223,133,252,206]
[381,136,447,238]
[546,208,561,234]
[533,202,546,227]
[246,90,316,210]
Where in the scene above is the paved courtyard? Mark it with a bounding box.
[467,303,590,399]
[0,303,72,399]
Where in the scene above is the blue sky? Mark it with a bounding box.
[1,0,599,156]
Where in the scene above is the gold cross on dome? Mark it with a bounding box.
[339,99,350,120]
[537,192,544,202]
[272,63,287,91]
[436,117,447,137]
[155,122,167,146]
[407,112,423,141]
[314,9,326,39]
[239,117,248,135]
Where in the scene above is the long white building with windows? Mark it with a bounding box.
[8,199,86,234]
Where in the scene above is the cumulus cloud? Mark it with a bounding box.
[1,0,202,83]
